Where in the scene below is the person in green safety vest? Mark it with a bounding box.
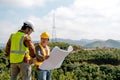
[5,20,36,80]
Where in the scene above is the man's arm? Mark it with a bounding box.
[5,39,11,57]
[24,35,36,58]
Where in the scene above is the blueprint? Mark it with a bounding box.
[39,46,73,70]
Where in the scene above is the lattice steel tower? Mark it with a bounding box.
[52,12,57,42]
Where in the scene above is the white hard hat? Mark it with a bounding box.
[23,20,35,31]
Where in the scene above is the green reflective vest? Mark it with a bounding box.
[10,32,28,63]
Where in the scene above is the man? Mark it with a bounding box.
[35,32,51,80]
[5,20,36,80]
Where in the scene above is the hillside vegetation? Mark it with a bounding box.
[1,42,120,80]
[85,39,120,48]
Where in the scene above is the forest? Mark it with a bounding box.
[1,42,120,80]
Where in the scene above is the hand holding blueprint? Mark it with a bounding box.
[39,46,73,70]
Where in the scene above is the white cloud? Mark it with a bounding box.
[1,0,120,43]
[0,0,54,8]
[73,0,119,9]
[0,20,19,43]
[26,15,53,41]
[28,0,120,40]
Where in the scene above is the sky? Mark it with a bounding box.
[0,0,120,43]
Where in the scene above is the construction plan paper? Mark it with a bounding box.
[39,46,73,70]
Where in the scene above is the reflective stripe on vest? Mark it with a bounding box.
[36,44,50,66]
[39,44,50,56]
[10,32,28,63]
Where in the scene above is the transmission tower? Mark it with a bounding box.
[52,12,57,42]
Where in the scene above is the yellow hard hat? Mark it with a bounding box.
[40,32,50,39]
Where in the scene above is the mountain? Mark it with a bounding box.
[51,38,98,46]
[85,39,120,48]
[84,41,104,48]
[50,38,120,48]
[1,39,120,49]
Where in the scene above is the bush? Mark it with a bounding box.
[1,42,120,80]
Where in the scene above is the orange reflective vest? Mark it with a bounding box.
[36,44,50,66]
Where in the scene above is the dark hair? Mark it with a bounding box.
[21,23,32,30]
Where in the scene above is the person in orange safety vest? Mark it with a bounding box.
[35,32,51,80]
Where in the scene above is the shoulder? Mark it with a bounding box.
[35,44,41,51]
[24,34,31,41]
[35,44,39,49]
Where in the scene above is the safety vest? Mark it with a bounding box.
[10,32,28,63]
[36,44,50,66]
